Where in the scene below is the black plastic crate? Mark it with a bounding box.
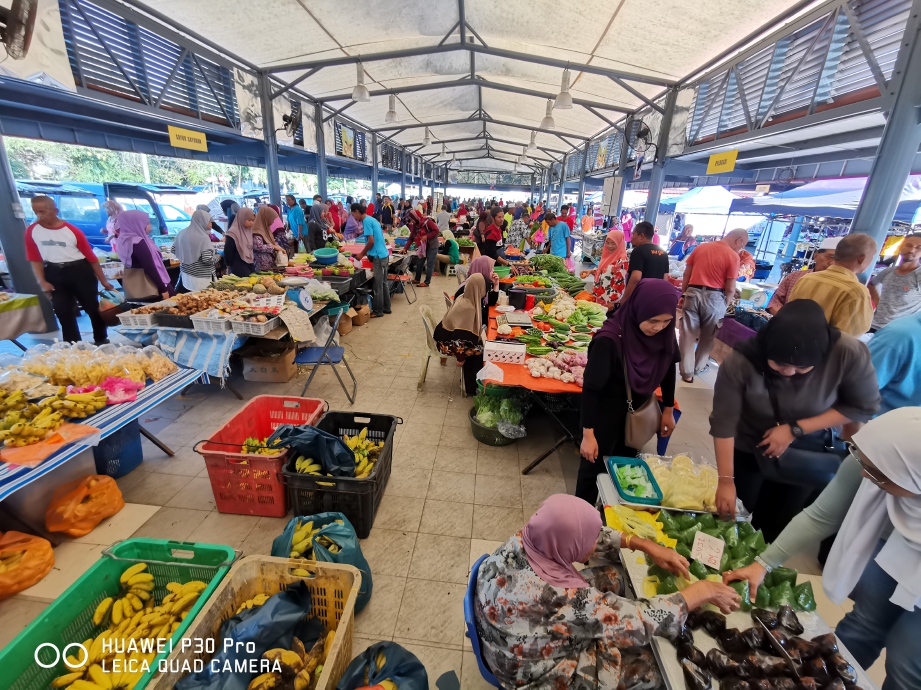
[281,411,401,538]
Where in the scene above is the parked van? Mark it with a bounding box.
[16,180,196,248]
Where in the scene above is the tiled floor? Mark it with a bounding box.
[0,270,886,687]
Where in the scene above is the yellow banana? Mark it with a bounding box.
[71,681,107,690]
[119,563,147,585]
[93,597,114,626]
[126,573,154,586]
[110,599,124,626]
[88,664,112,689]
[52,672,84,688]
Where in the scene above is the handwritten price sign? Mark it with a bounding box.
[691,530,725,571]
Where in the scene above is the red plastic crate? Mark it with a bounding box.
[194,396,326,517]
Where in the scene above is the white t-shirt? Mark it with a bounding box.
[870,264,921,329]
[25,221,96,264]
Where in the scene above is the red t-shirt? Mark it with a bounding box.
[485,223,503,243]
[685,241,740,289]
[25,221,98,264]
[562,215,575,231]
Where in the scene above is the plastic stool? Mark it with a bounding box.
[447,265,457,277]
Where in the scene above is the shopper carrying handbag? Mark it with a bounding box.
[576,279,681,504]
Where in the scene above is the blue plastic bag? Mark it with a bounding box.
[336,642,428,690]
[266,424,356,476]
[175,581,324,690]
[271,512,372,612]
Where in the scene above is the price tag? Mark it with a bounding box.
[691,530,724,571]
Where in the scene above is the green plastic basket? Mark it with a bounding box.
[494,265,511,278]
[476,380,512,398]
[469,407,517,446]
[0,538,237,690]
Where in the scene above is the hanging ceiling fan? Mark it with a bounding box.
[0,0,37,60]
[281,101,301,138]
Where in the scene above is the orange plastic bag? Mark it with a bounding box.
[0,531,54,599]
[45,475,125,537]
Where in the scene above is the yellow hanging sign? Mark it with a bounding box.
[168,125,208,152]
[706,149,739,174]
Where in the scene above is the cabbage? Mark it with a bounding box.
[474,394,502,428]
[499,398,523,426]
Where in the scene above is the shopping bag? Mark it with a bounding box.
[45,474,125,537]
[564,256,575,273]
[336,642,428,690]
[175,580,324,690]
[0,531,54,599]
[271,512,372,612]
[266,424,356,476]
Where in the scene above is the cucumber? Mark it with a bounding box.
[526,346,553,356]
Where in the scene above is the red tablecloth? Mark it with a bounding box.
[483,307,582,394]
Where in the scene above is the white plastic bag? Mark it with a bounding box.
[475,361,503,383]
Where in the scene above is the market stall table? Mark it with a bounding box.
[0,293,50,349]
[596,473,879,690]
[481,306,582,474]
[0,366,207,500]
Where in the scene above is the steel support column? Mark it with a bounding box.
[643,88,678,228]
[851,2,921,254]
[0,137,57,330]
[314,102,328,200]
[530,174,536,203]
[614,131,630,218]
[258,73,282,204]
[370,132,379,199]
[576,142,589,215]
[401,151,407,200]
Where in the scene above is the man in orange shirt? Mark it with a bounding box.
[678,228,748,382]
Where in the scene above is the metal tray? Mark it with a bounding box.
[616,546,878,689]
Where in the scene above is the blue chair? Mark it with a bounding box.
[465,554,501,687]
[295,309,357,403]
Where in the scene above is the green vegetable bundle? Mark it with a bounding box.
[529,254,567,274]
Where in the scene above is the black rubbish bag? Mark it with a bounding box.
[270,512,373,612]
[175,581,324,690]
[267,423,356,476]
[336,641,428,690]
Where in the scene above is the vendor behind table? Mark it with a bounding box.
[474,494,740,689]
[434,273,486,395]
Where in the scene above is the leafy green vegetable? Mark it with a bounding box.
[729,580,752,611]
[793,581,816,612]
[499,398,523,426]
[678,522,705,544]
[770,581,795,607]
[739,521,757,538]
[675,542,692,560]
[689,560,714,581]
[473,394,502,428]
[723,523,740,549]
[742,531,767,554]
[615,464,654,498]
[754,584,772,609]
[698,513,717,530]
[766,566,797,589]
[658,575,678,594]
[529,254,567,273]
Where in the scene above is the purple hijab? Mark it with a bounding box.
[594,278,679,396]
[521,494,601,589]
[114,210,171,287]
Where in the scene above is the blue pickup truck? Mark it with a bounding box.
[16,181,196,248]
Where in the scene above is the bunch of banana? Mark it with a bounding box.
[0,549,25,574]
[247,633,328,690]
[0,406,65,445]
[0,389,27,414]
[241,437,279,456]
[53,565,207,690]
[294,456,322,474]
[289,519,317,559]
[343,428,384,479]
[38,389,107,419]
[235,592,270,615]
[356,648,399,690]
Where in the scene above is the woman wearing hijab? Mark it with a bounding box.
[475,494,740,689]
[577,280,681,503]
[251,206,284,272]
[668,223,696,260]
[327,199,340,232]
[456,202,469,229]
[710,299,880,539]
[196,204,224,240]
[434,273,488,395]
[724,407,921,690]
[307,197,329,251]
[738,247,756,280]
[223,207,256,277]
[591,229,629,309]
[175,209,220,292]
[102,199,123,248]
[454,256,499,325]
[115,209,174,300]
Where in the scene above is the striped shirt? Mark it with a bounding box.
[180,248,217,278]
[788,265,873,336]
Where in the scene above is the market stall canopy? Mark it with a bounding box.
[659,186,739,215]
[729,176,921,222]
[134,0,810,171]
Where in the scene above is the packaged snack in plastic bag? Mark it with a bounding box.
[137,346,177,381]
[45,475,125,537]
[21,351,55,378]
[84,355,110,386]
[109,355,146,385]
[0,531,54,599]
[646,453,718,511]
[94,343,119,357]
[61,355,91,387]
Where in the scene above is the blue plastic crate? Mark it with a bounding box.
[93,419,143,478]
[606,456,663,505]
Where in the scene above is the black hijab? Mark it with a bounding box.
[735,299,840,376]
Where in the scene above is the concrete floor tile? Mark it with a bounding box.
[359,528,417,578]
[419,499,474,538]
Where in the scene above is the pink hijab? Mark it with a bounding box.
[521,495,601,588]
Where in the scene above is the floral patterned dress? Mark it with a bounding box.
[252,235,276,272]
[591,257,629,309]
[475,529,686,689]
